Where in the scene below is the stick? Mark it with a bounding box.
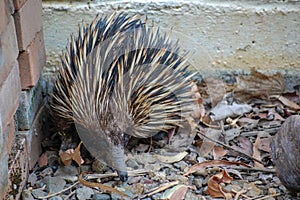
[197,130,264,165]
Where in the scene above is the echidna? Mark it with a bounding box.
[51,13,196,181]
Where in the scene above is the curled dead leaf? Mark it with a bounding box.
[234,68,285,102]
[59,141,84,166]
[207,169,233,199]
[155,152,188,164]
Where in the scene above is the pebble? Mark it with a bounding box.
[31,188,48,199]
[76,186,94,200]
[193,177,203,189]
[22,189,35,200]
[49,196,63,200]
[27,173,38,187]
[92,193,111,200]
[54,165,79,182]
[44,177,66,193]
[185,151,198,162]
[173,161,188,171]
[126,158,140,169]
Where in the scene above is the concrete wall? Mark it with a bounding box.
[42,0,300,81]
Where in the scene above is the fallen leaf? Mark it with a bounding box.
[207,169,233,199]
[73,141,84,166]
[198,128,222,157]
[204,77,226,107]
[59,149,73,166]
[271,95,300,110]
[253,137,264,168]
[210,99,252,121]
[258,136,273,152]
[142,181,179,198]
[213,146,227,159]
[234,68,285,102]
[191,83,205,119]
[229,136,253,157]
[184,160,251,176]
[245,182,262,197]
[59,142,84,166]
[161,184,190,200]
[155,152,188,164]
[38,152,48,167]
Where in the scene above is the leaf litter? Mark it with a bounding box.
[22,69,300,199]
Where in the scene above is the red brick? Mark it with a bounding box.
[0,64,21,131]
[0,15,19,83]
[13,0,42,51]
[18,30,46,89]
[13,0,27,11]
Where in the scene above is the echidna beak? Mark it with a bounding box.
[118,170,128,182]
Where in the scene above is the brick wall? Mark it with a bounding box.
[0,0,46,199]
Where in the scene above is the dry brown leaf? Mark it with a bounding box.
[253,137,264,168]
[79,173,128,197]
[38,152,48,167]
[191,83,205,119]
[59,142,84,166]
[229,136,253,157]
[155,152,188,164]
[213,146,227,159]
[258,136,273,152]
[204,77,226,107]
[234,68,285,102]
[184,160,251,176]
[59,149,73,166]
[198,128,221,157]
[207,169,233,199]
[271,95,300,110]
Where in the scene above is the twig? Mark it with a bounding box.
[197,130,264,165]
[37,181,79,199]
[227,165,276,173]
[85,169,149,180]
[249,193,280,200]
[63,190,76,200]
[140,181,179,199]
[232,188,248,200]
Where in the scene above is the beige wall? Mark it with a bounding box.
[43,0,300,79]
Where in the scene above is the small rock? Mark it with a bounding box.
[40,167,54,177]
[80,164,91,173]
[44,177,66,193]
[193,177,203,189]
[76,186,94,200]
[49,196,63,200]
[54,165,79,182]
[126,159,139,169]
[92,159,109,173]
[22,189,34,200]
[28,173,38,187]
[92,193,111,200]
[31,188,48,199]
[173,161,188,171]
[184,151,198,162]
